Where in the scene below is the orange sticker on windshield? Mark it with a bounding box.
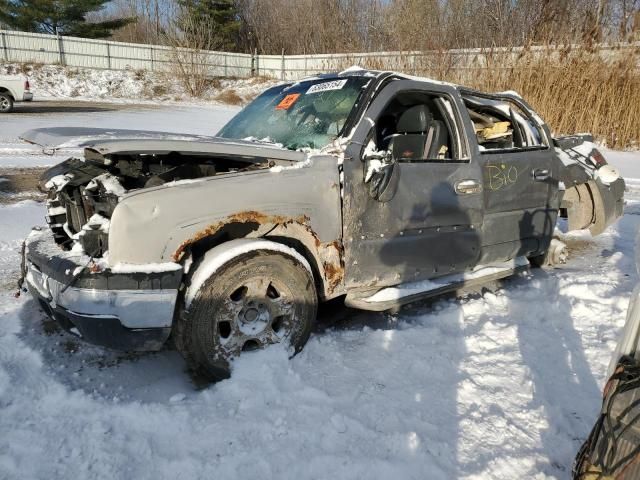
[276,93,300,110]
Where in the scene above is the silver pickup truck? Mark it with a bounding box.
[0,74,33,112]
[20,69,625,381]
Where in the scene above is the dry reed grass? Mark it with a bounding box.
[327,45,640,149]
[459,47,640,149]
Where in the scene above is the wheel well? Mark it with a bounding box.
[181,222,328,300]
[264,235,324,294]
[0,87,14,100]
[561,182,597,231]
[185,221,258,262]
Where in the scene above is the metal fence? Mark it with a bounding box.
[1,29,638,81]
[0,29,254,77]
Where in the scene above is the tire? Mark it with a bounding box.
[0,93,13,113]
[529,238,568,268]
[175,249,318,382]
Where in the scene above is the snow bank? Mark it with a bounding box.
[605,149,640,180]
[1,64,280,105]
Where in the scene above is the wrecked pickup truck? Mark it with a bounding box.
[20,69,625,380]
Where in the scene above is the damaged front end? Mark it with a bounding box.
[42,161,120,258]
[23,128,300,351]
[38,135,277,257]
[24,227,182,351]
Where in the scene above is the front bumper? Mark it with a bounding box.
[22,92,33,101]
[24,229,182,351]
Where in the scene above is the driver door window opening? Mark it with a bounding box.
[374,91,462,162]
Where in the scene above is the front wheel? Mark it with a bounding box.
[0,93,13,113]
[175,248,318,382]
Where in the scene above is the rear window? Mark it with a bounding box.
[462,94,545,152]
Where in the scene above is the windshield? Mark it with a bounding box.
[217,77,371,150]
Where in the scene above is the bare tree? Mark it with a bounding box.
[165,6,218,97]
[94,0,639,52]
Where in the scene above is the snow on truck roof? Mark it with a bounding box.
[298,68,457,87]
[296,68,522,98]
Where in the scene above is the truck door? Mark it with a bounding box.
[342,80,484,290]
[459,92,560,263]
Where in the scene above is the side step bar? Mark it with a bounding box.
[345,257,530,312]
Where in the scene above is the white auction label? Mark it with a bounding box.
[306,79,348,94]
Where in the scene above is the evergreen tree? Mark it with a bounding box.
[0,0,134,38]
[177,0,240,51]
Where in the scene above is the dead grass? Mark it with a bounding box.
[64,67,80,79]
[333,44,640,149]
[2,64,18,75]
[1,62,43,75]
[248,75,273,84]
[207,78,222,89]
[214,88,244,105]
[455,47,640,149]
[151,84,168,97]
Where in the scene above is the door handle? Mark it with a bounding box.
[455,179,482,195]
[532,168,550,181]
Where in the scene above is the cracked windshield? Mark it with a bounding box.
[218,76,371,150]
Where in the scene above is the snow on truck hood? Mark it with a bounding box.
[19,127,306,162]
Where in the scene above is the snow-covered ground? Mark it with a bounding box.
[1,103,640,479]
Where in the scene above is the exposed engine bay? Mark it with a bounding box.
[42,149,270,257]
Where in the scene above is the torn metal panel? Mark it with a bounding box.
[561,176,625,236]
[319,240,344,295]
[562,183,595,231]
[108,155,342,270]
[172,210,310,262]
[173,211,345,299]
[586,178,625,236]
[266,221,344,298]
[20,127,216,148]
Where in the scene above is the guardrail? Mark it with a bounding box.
[1,29,638,81]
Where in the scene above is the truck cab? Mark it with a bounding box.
[341,77,562,306]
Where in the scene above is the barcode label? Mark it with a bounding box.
[306,79,348,94]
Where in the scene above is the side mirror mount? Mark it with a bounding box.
[363,146,399,203]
